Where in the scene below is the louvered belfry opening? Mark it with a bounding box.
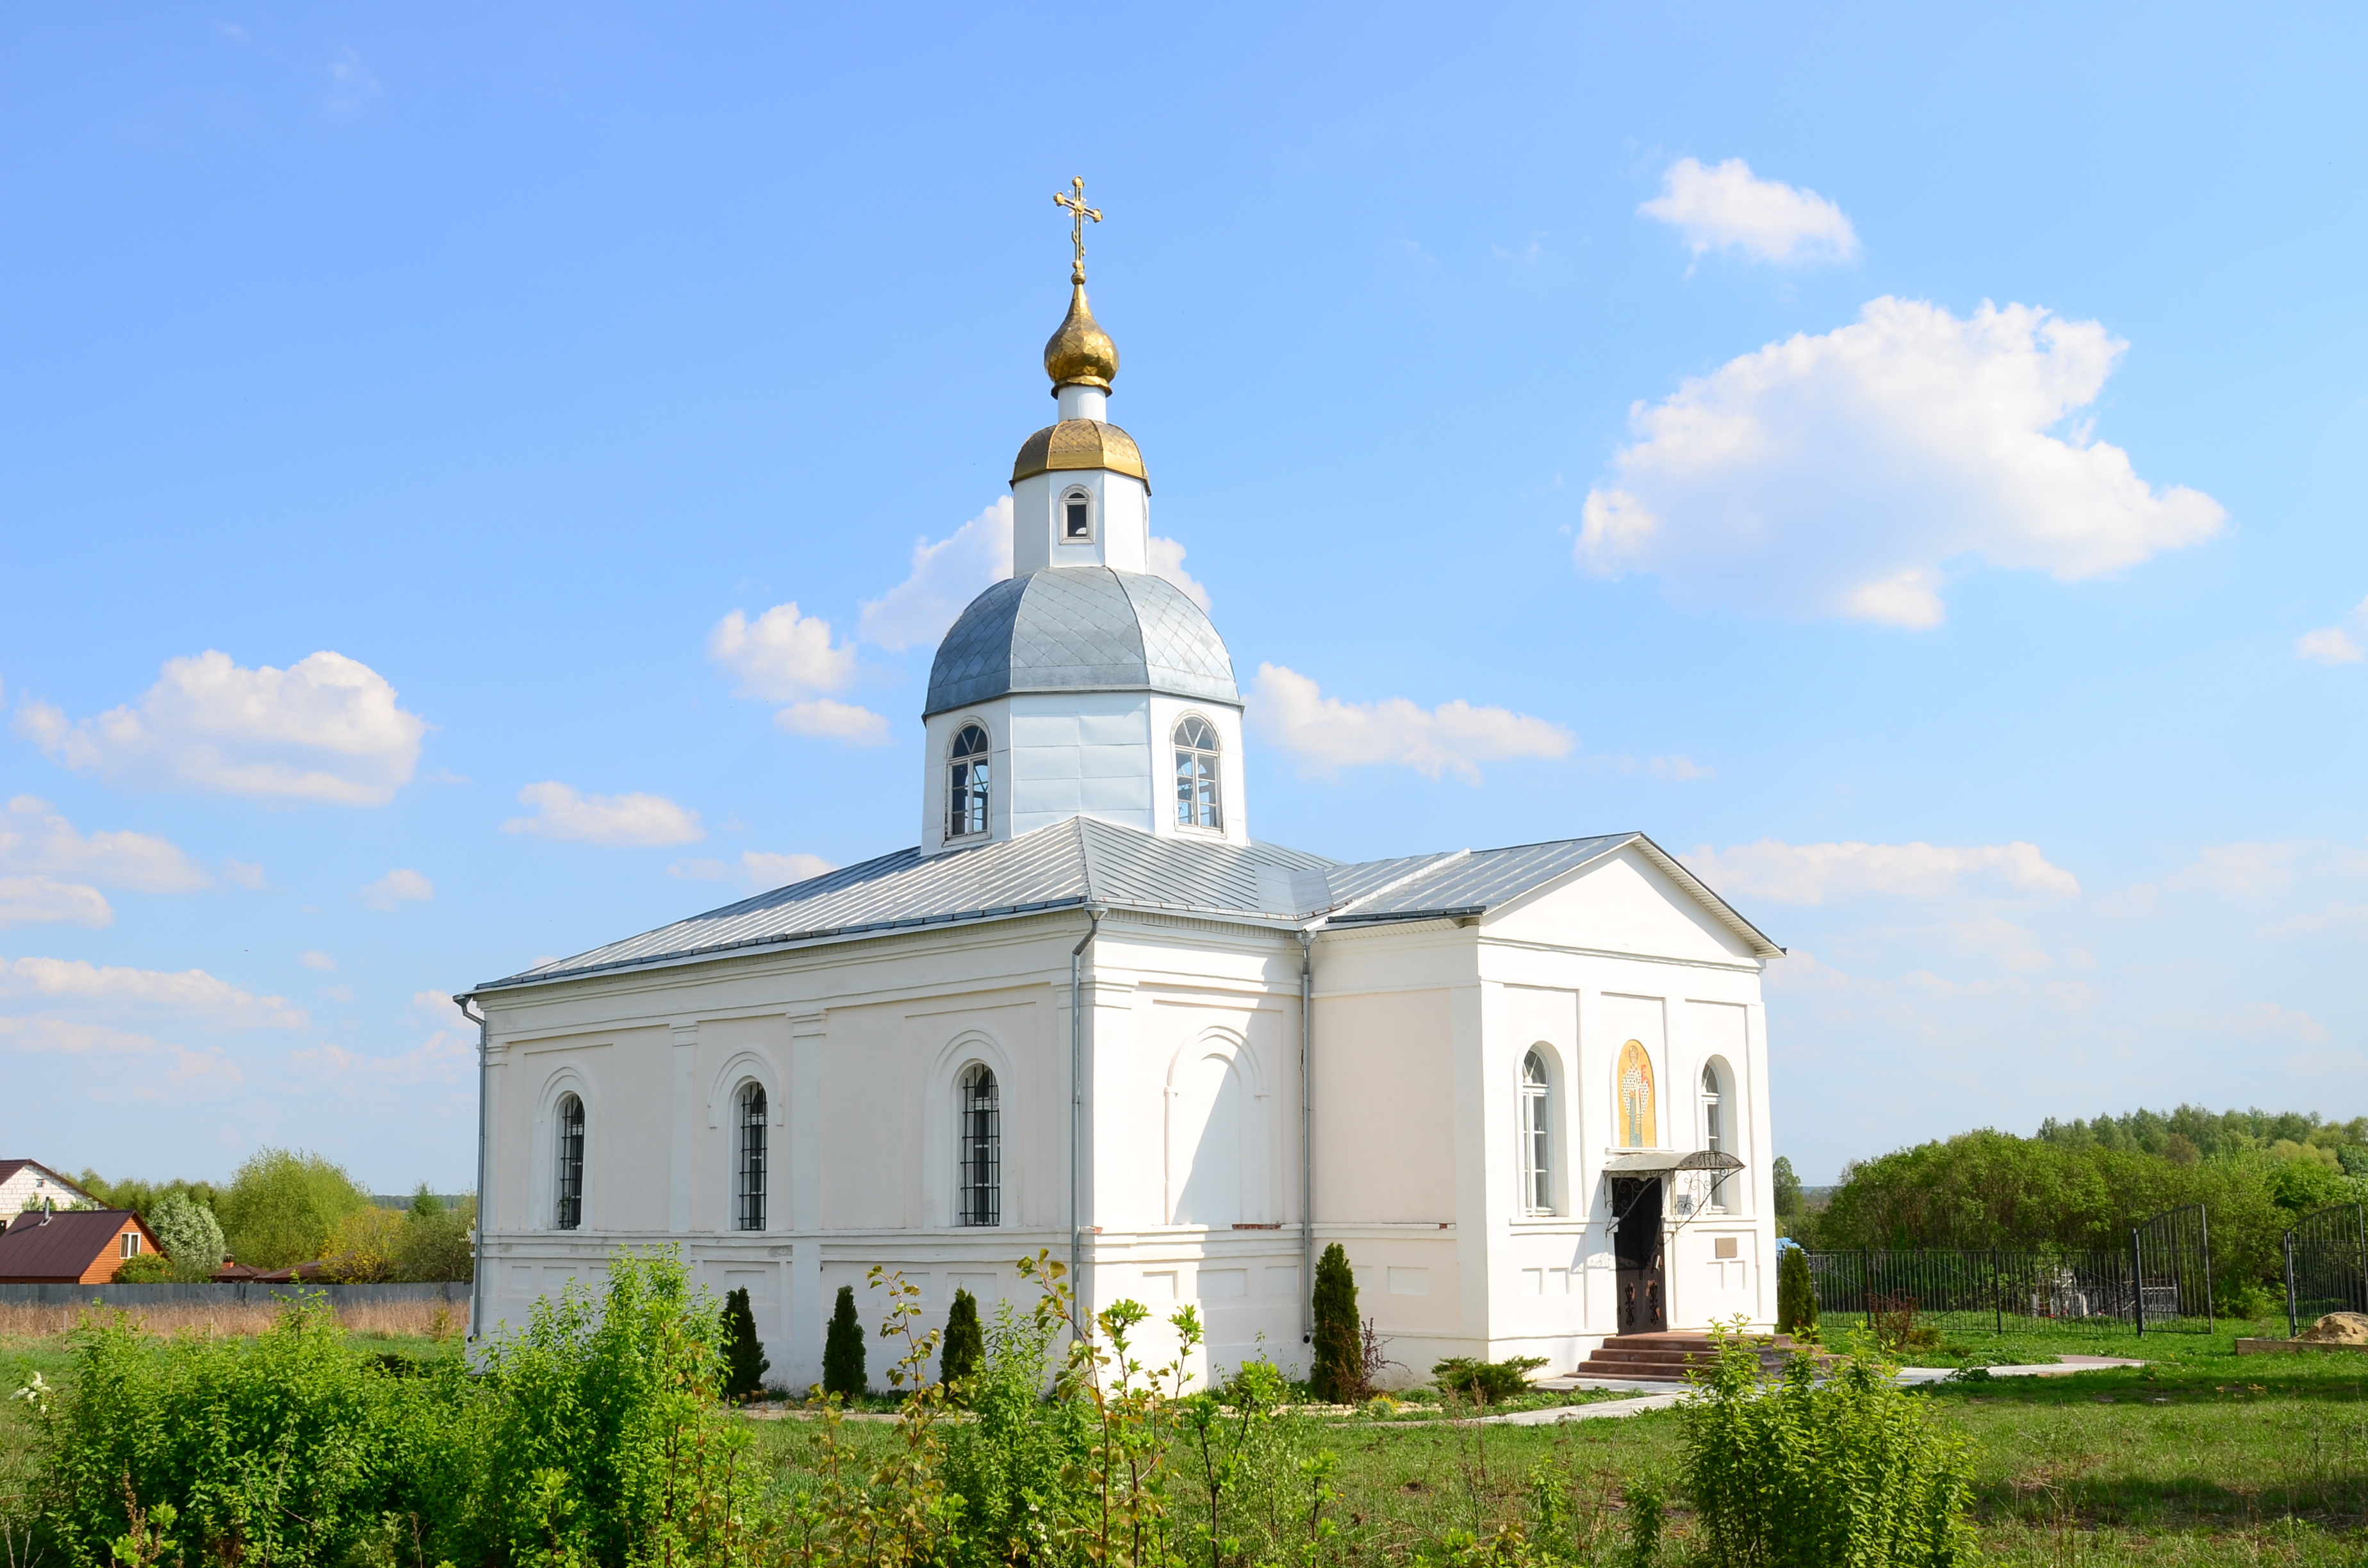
[958,1063,1001,1226]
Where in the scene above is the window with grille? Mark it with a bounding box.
[957,1063,1000,1226]
[1172,715,1222,830]
[948,724,991,839]
[736,1081,768,1232]
[1702,1065,1729,1211]
[555,1092,586,1230]
[1520,1049,1551,1214]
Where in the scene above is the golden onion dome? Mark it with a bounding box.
[1012,420,1149,491]
[1042,282,1119,391]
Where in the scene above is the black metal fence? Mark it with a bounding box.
[2285,1202,2367,1338]
[1804,1203,2216,1337]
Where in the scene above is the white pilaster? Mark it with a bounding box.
[670,1022,697,1233]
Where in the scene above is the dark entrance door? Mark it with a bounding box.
[1610,1176,1666,1334]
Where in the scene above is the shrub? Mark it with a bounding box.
[34,1293,467,1567]
[393,1186,477,1282]
[1310,1241,1361,1401]
[942,1279,1093,1563]
[1429,1354,1547,1405]
[469,1246,759,1566]
[110,1251,172,1283]
[317,1206,407,1282]
[144,1190,227,1282]
[215,1149,373,1270]
[940,1285,983,1391]
[1775,1244,1818,1337]
[1679,1323,1977,1567]
[823,1282,866,1398]
[721,1286,769,1401]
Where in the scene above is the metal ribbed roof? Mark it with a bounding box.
[924,568,1238,717]
[472,822,1778,993]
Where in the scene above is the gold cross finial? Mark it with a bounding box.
[1053,176,1101,284]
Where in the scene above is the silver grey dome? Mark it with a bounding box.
[925,567,1238,717]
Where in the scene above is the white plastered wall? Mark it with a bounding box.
[1011,467,1150,576]
[919,694,1247,852]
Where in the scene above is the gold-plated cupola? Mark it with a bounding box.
[1043,285,1119,393]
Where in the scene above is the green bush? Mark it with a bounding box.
[1679,1326,1977,1567]
[1310,1241,1361,1401]
[1776,1244,1817,1337]
[392,1188,476,1282]
[471,1248,757,1565]
[215,1148,373,1271]
[720,1286,769,1401]
[33,1294,469,1567]
[110,1251,172,1283]
[146,1189,226,1282]
[1428,1354,1547,1405]
[939,1285,983,1391]
[29,1247,759,1568]
[941,1289,1093,1564]
[822,1282,866,1398]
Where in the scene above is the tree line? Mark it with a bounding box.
[1772,1103,2368,1311]
[67,1147,475,1283]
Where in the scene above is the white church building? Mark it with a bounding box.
[460,227,1784,1390]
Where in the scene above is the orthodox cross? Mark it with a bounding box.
[1053,176,1102,282]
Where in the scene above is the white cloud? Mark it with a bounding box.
[1680,838,2080,904]
[1145,535,1212,611]
[0,1015,244,1096]
[774,699,892,746]
[1639,157,1860,265]
[0,878,113,928]
[220,858,268,890]
[300,951,338,972]
[291,1031,473,1087]
[670,849,837,892]
[1577,298,2226,628]
[860,500,1015,651]
[361,868,434,909]
[2165,842,2302,896]
[1247,664,1574,783]
[502,782,705,846]
[0,796,210,892]
[0,953,306,1029]
[708,603,859,701]
[14,650,427,804]
[2294,596,2368,664]
[410,990,457,1025]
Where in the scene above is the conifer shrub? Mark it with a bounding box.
[822,1282,866,1398]
[1679,1324,1977,1567]
[1776,1243,1818,1337]
[1428,1354,1548,1405]
[1309,1241,1361,1401]
[940,1285,983,1392]
[720,1285,769,1401]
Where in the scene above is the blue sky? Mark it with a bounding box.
[2,4,2362,1189]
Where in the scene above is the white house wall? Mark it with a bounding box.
[472,851,1777,1394]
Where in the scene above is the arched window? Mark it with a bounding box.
[957,1064,1000,1226]
[736,1081,768,1231]
[948,724,991,839]
[554,1092,585,1230]
[1172,715,1222,830]
[1701,1065,1730,1211]
[1062,487,1093,541]
[1520,1049,1552,1214]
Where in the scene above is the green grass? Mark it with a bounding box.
[8,1316,2368,1565]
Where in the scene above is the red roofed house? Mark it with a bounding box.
[0,1207,162,1285]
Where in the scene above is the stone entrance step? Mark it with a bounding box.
[1570,1330,1813,1384]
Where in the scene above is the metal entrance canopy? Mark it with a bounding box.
[1599,1149,1746,1175]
